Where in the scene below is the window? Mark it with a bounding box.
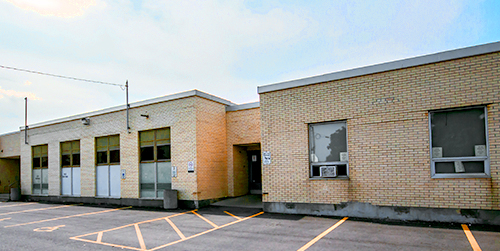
[32,145,48,194]
[309,121,348,178]
[61,140,80,168]
[430,106,489,178]
[95,135,121,197]
[96,135,120,165]
[139,128,171,198]
[61,140,81,196]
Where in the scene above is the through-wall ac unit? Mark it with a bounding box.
[320,166,337,178]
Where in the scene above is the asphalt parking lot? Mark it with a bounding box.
[0,202,498,250]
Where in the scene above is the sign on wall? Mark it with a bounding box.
[121,169,126,179]
[187,161,195,173]
[172,166,177,177]
[262,151,271,165]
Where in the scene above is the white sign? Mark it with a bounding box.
[188,161,195,172]
[475,145,486,156]
[121,169,126,179]
[339,152,348,162]
[262,151,271,165]
[172,166,177,177]
[432,147,443,158]
[454,161,465,173]
[252,155,257,162]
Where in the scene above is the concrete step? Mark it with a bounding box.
[0,193,10,202]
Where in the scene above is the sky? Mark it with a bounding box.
[0,0,499,134]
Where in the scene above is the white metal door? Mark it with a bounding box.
[61,167,72,195]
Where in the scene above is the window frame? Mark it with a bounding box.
[32,144,49,195]
[429,106,490,179]
[139,128,171,163]
[60,140,80,168]
[95,135,120,166]
[308,120,349,179]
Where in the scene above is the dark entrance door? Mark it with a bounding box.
[248,151,261,194]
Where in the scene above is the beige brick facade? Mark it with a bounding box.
[260,51,500,210]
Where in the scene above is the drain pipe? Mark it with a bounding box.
[126,80,130,134]
[24,97,28,144]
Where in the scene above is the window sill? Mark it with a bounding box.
[309,176,349,180]
[431,173,491,179]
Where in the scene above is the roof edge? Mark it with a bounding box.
[22,89,235,130]
[258,41,500,94]
[226,102,260,111]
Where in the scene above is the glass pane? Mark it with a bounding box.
[140,131,154,144]
[33,157,41,168]
[157,145,171,160]
[435,161,485,174]
[33,146,41,156]
[96,137,108,148]
[156,128,170,140]
[41,145,48,154]
[41,156,48,168]
[72,153,80,166]
[61,154,71,167]
[110,150,120,163]
[431,108,486,157]
[41,169,49,184]
[97,151,108,164]
[61,142,71,153]
[157,162,172,198]
[72,141,80,151]
[109,135,119,147]
[310,122,347,162]
[140,146,154,162]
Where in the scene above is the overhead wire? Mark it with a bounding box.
[0,65,124,87]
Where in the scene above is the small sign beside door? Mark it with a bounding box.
[172,166,177,177]
[262,151,271,165]
[121,169,126,179]
[188,161,195,173]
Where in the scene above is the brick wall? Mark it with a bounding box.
[0,132,20,158]
[260,52,500,210]
[226,108,261,196]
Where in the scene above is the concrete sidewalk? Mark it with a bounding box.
[212,194,262,208]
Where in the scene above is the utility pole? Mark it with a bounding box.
[126,80,130,134]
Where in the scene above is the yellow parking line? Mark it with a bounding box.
[0,202,36,208]
[0,218,11,221]
[96,232,103,243]
[134,224,146,250]
[297,217,348,251]
[461,224,482,251]
[5,206,131,228]
[192,211,218,228]
[0,204,79,216]
[165,217,186,239]
[224,211,241,220]
[149,211,264,250]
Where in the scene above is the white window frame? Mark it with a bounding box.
[309,121,349,179]
[429,106,490,178]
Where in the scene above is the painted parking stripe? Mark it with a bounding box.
[0,203,79,216]
[149,211,264,251]
[165,217,186,239]
[224,211,241,220]
[297,217,348,251]
[4,206,132,228]
[192,211,218,228]
[0,218,11,221]
[134,224,146,250]
[0,202,36,208]
[461,224,482,251]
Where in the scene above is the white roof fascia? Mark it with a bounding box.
[226,102,260,111]
[21,89,235,130]
[258,41,500,94]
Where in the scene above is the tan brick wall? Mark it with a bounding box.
[18,96,207,201]
[260,52,500,210]
[0,132,20,158]
[226,108,261,196]
[195,97,228,200]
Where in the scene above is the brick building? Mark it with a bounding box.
[0,41,499,224]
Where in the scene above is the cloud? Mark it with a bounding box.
[0,86,42,100]
[5,0,98,18]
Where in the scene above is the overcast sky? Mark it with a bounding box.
[1,0,499,134]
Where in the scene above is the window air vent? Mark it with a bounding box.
[320,166,337,178]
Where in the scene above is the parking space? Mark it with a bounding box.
[0,202,498,250]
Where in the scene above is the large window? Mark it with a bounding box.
[61,140,81,196]
[140,128,171,198]
[309,121,348,178]
[430,106,489,178]
[32,145,48,194]
[96,135,121,197]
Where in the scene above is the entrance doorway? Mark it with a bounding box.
[248,150,261,194]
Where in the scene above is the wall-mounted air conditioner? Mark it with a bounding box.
[320,166,337,178]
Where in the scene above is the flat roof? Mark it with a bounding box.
[258,41,500,94]
[226,102,260,111]
[23,89,236,130]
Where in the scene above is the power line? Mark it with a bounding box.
[0,65,123,87]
